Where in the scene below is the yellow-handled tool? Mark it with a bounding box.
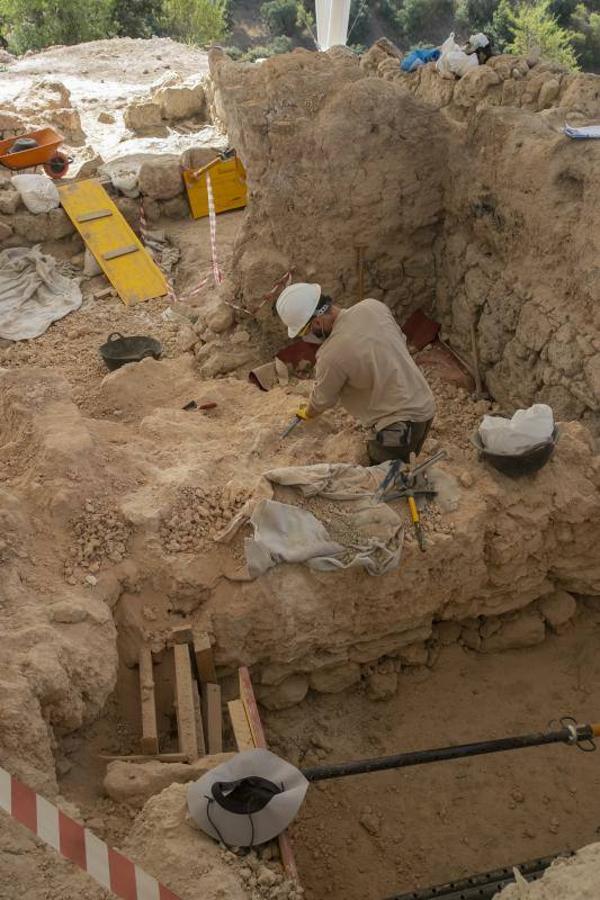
[407,492,425,552]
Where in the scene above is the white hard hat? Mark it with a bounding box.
[276,282,321,338]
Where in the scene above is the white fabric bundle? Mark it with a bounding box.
[479,404,554,455]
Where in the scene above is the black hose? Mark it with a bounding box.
[385,851,574,900]
[301,724,592,782]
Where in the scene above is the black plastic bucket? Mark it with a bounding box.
[99,332,162,371]
[471,426,559,477]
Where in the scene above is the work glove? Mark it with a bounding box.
[295,404,313,421]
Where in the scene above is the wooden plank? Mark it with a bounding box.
[171,625,194,645]
[227,699,254,752]
[99,753,188,763]
[138,647,159,755]
[239,666,267,747]
[192,681,206,757]
[174,644,199,762]
[77,209,113,222]
[203,683,223,754]
[238,666,301,884]
[102,243,139,261]
[58,179,168,306]
[193,630,217,684]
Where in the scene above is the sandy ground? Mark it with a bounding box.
[48,603,600,900]
[266,605,600,899]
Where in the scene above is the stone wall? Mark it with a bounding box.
[210,47,600,434]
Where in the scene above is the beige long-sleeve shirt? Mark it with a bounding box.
[308,299,435,431]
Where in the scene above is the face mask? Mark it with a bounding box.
[312,319,332,340]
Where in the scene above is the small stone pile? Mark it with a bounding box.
[66,499,131,580]
[160,483,251,552]
[221,849,304,900]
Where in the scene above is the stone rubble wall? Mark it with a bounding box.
[210,47,600,434]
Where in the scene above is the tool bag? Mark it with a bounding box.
[376,422,410,448]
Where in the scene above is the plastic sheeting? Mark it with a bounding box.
[316,0,351,50]
[0,246,82,341]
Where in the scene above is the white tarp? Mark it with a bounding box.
[0,246,82,341]
[316,0,351,50]
[219,462,405,577]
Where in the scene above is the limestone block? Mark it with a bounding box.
[481,612,545,652]
[256,674,309,710]
[584,355,600,397]
[435,621,462,646]
[206,301,234,334]
[49,601,88,624]
[538,590,577,632]
[124,100,163,133]
[0,187,20,215]
[155,82,205,121]
[546,324,580,376]
[197,347,255,378]
[176,324,198,353]
[138,157,184,200]
[538,78,561,110]
[366,670,398,700]
[180,146,221,171]
[517,303,553,352]
[453,67,501,108]
[309,662,361,694]
[399,642,429,666]
[104,754,233,807]
[161,195,189,218]
[48,207,75,239]
[12,210,52,242]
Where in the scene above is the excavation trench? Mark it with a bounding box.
[2,37,600,900]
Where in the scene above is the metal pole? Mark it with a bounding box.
[301,723,597,783]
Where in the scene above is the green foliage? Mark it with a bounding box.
[161,0,229,45]
[0,0,114,52]
[455,0,498,33]
[571,1,600,68]
[504,0,580,67]
[242,34,293,59]
[347,0,372,44]
[112,0,163,37]
[395,0,456,43]
[260,0,299,36]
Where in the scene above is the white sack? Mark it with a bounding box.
[479,404,554,455]
[436,32,479,79]
[0,246,82,340]
[11,174,60,213]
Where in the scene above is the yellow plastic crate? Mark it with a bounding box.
[183,155,247,220]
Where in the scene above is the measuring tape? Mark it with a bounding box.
[0,764,181,900]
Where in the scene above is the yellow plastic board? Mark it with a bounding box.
[183,156,247,220]
[58,180,168,306]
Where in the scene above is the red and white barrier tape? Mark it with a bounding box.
[0,765,181,900]
[205,173,223,287]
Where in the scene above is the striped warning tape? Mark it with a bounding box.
[0,765,181,900]
[205,173,223,287]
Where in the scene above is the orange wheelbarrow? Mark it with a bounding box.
[0,127,72,179]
